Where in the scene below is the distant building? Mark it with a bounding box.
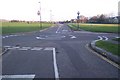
[79,15,88,23]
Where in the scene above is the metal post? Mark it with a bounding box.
[77,11,80,30]
[39,2,42,29]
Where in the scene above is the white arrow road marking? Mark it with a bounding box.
[71,36,76,39]
[98,36,103,40]
[69,35,76,39]
[1,74,35,79]
[102,36,108,40]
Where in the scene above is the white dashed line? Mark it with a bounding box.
[44,47,53,50]
[31,47,42,50]
[36,37,45,39]
[56,26,61,33]
[18,48,28,50]
[1,74,35,79]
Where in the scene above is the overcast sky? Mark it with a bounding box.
[0,0,119,21]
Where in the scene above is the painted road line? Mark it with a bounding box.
[1,74,35,79]
[44,47,53,50]
[115,36,120,38]
[56,26,61,33]
[2,37,5,39]
[85,44,120,70]
[18,48,29,51]
[69,35,76,39]
[61,36,66,38]
[36,37,45,39]
[98,36,103,40]
[31,47,42,50]
[22,47,31,49]
[52,48,59,80]
[102,36,108,40]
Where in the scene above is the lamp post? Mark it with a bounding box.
[37,2,42,29]
[77,11,80,30]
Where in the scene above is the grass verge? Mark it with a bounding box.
[112,38,120,42]
[68,23,119,33]
[1,22,54,34]
[96,40,120,56]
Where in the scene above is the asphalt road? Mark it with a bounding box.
[2,23,120,79]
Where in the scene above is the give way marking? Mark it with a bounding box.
[1,48,59,80]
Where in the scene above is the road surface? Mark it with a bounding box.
[2,23,120,80]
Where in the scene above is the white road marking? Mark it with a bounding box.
[56,26,61,33]
[31,47,42,50]
[52,48,59,80]
[115,36,120,38]
[22,47,31,49]
[98,36,103,40]
[102,36,108,40]
[44,47,53,50]
[69,35,76,39]
[2,37,5,38]
[18,47,31,50]
[71,36,76,39]
[18,48,28,50]
[36,37,45,39]
[1,74,35,78]
[61,36,66,38]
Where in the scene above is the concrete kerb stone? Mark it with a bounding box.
[90,40,120,65]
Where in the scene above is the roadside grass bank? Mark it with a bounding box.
[68,23,119,33]
[95,40,120,56]
[1,22,54,34]
[112,38,120,42]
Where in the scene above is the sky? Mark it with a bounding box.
[0,0,119,21]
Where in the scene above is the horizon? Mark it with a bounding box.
[0,0,119,21]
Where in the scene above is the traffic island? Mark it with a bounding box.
[90,40,120,65]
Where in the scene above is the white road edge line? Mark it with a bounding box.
[52,48,59,80]
[56,26,61,33]
[1,74,35,79]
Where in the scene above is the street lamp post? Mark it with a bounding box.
[77,11,80,30]
[37,2,42,30]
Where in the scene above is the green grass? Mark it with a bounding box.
[68,23,119,33]
[112,38,120,42]
[1,22,54,34]
[96,40,120,56]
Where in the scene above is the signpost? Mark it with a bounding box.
[77,11,80,30]
[37,2,42,30]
